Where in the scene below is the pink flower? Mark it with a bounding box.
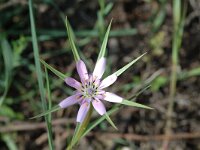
[59,57,123,123]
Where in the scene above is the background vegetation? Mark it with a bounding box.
[0,0,200,149]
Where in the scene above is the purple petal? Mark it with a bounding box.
[96,90,106,99]
[65,77,81,90]
[76,60,89,82]
[76,102,90,123]
[93,57,106,79]
[92,99,106,115]
[99,74,117,89]
[96,94,105,100]
[59,94,80,108]
[83,97,92,103]
[94,78,101,87]
[103,92,123,103]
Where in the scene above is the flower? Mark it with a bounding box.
[59,57,123,123]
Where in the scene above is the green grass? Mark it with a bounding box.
[28,0,54,149]
[162,0,187,148]
[0,37,13,106]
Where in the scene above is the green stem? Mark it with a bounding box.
[67,106,93,150]
[162,0,186,149]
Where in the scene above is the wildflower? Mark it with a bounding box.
[59,57,123,123]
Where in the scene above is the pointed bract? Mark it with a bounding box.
[30,105,60,119]
[121,99,153,109]
[40,59,66,80]
[105,113,118,130]
[65,17,80,61]
[114,52,147,77]
[97,20,112,60]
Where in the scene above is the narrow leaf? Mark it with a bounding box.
[29,2,55,149]
[0,38,13,106]
[105,113,118,130]
[44,67,54,150]
[121,99,153,109]
[40,59,66,80]
[114,52,147,77]
[30,105,60,119]
[29,0,47,110]
[2,134,18,150]
[65,17,80,61]
[45,67,52,120]
[97,19,112,60]
[67,123,81,150]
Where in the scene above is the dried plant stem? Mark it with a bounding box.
[93,132,200,141]
[162,65,177,149]
[1,120,200,141]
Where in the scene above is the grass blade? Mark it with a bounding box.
[29,0,47,110]
[0,38,13,106]
[29,1,55,149]
[2,134,17,150]
[45,67,54,150]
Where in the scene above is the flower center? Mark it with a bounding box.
[82,84,97,98]
[87,88,94,95]
[81,75,99,98]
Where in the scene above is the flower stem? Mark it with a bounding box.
[67,105,93,150]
